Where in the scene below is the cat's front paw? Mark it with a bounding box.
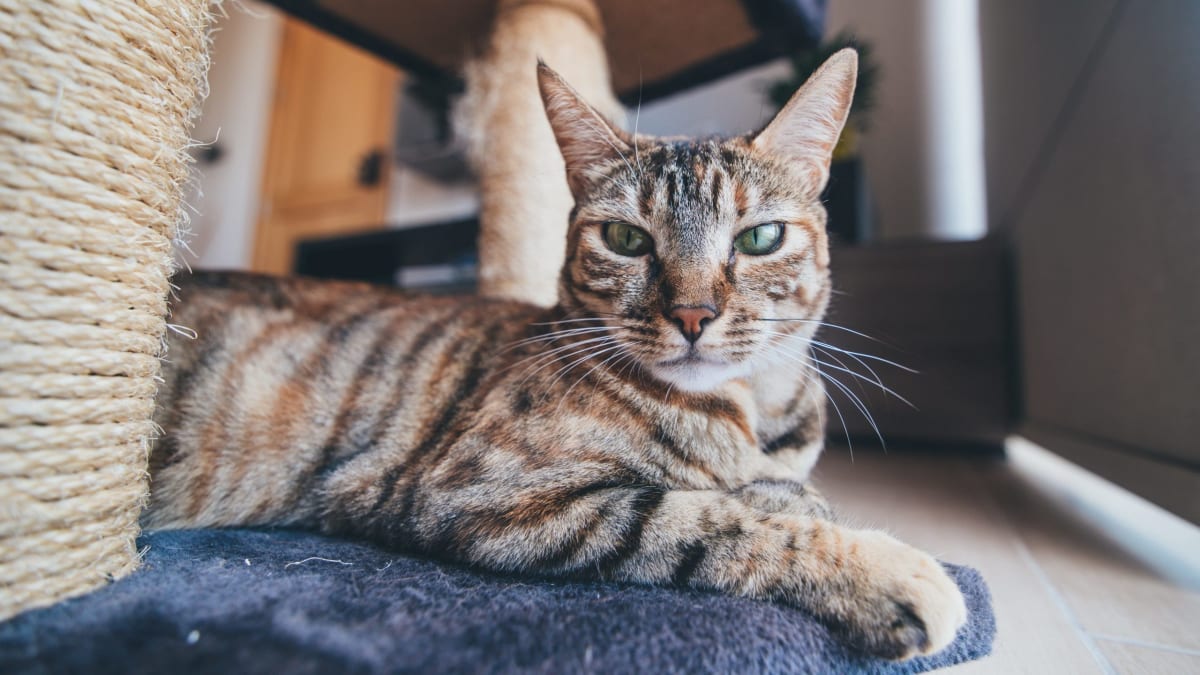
[827,530,968,660]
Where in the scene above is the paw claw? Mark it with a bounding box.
[829,531,968,660]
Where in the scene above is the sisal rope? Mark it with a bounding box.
[457,0,623,307]
[0,0,212,620]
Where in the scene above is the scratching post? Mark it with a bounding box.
[0,0,211,619]
[457,0,623,307]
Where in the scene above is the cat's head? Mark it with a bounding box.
[539,50,857,393]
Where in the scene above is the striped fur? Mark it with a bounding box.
[147,51,965,660]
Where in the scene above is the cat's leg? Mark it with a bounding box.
[375,473,965,660]
[734,478,835,520]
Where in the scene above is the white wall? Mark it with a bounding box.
[824,0,986,240]
[186,2,284,269]
[631,59,793,137]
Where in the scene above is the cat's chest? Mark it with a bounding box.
[650,382,803,487]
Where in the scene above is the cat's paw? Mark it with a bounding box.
[828,530,968,660]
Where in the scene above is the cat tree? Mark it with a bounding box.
[0,0,212,619]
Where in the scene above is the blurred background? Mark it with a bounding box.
[183,2,1198,668]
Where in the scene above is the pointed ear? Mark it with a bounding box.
[537,61,631,197]
[752,48,858,196]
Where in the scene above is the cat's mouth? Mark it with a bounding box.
[648,349,748,392]
[658,351,723,367]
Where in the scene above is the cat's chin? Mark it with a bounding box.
[647,356,750,393]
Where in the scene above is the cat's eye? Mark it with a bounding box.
[603,222,654,257]
[733,223,784,255]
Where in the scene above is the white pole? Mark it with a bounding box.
[921,0,988,239]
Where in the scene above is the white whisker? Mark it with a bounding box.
[761,330,915,408]
[509,336,618,382]
[771,346,853,454]
[500,326,611,353]
[544,343,626,396]
[757,318,889,346]
[529,317,611,326]
[770,341,885,450]
[557,346,632,413]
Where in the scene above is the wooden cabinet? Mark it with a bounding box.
[253,18,399,274]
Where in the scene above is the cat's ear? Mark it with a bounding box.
[537,61,632,196]
[752,48,858,196]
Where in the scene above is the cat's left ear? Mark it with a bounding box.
[752,48,858,196]
[537,61,633,197]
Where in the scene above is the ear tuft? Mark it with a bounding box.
[537,62,631,196]
[752,48,858,196]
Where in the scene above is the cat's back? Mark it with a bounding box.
[161,271,456,394]
[148,271,541,528]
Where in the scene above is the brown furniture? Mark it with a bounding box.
[253,19,399,275]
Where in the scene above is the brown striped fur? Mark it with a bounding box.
[147,51,965,660]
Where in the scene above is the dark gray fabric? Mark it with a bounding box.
[0,529,994,674]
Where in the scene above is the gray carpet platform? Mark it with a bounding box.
[0,529,994,674]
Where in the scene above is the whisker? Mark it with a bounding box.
[807,339,888,385]
[544,343,626,396]
[770,346,853,454]
[500,326,611,352]
[558,346,631,412]
[810,343,874,403]
[528,317,611,326]
[808,351,917,410]
[760,330,918,407]
[505,333,615,368]
[815,362,886,449]
[509,336,618,381]
[813,341,919,374]
[757,318,889,346]
[771,342,885,450]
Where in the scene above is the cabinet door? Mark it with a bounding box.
[253,18,399,274]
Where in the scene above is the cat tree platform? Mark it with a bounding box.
[0,528,996,673]
[263,0,826,104]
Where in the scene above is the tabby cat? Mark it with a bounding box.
[147,50,966,660]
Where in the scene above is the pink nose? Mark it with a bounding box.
[669,306,717,344]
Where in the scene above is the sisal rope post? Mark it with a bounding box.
[456,0,623,307]
[0,0,212,619]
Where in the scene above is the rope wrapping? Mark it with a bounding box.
[0,0,212,619]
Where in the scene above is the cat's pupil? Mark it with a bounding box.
[604,222,652,257]
[734,223,782,255]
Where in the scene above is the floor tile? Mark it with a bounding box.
[980,443,1200,652]
[1095,639,1200,675]
[814,448,1103,673]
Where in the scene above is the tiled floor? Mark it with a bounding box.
[813,438,1200,674]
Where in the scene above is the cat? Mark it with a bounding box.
[146,49,966,660]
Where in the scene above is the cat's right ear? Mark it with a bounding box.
[537,61,632,197]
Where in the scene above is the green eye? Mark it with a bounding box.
[733,223,783,255]
[603,222,653,256]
